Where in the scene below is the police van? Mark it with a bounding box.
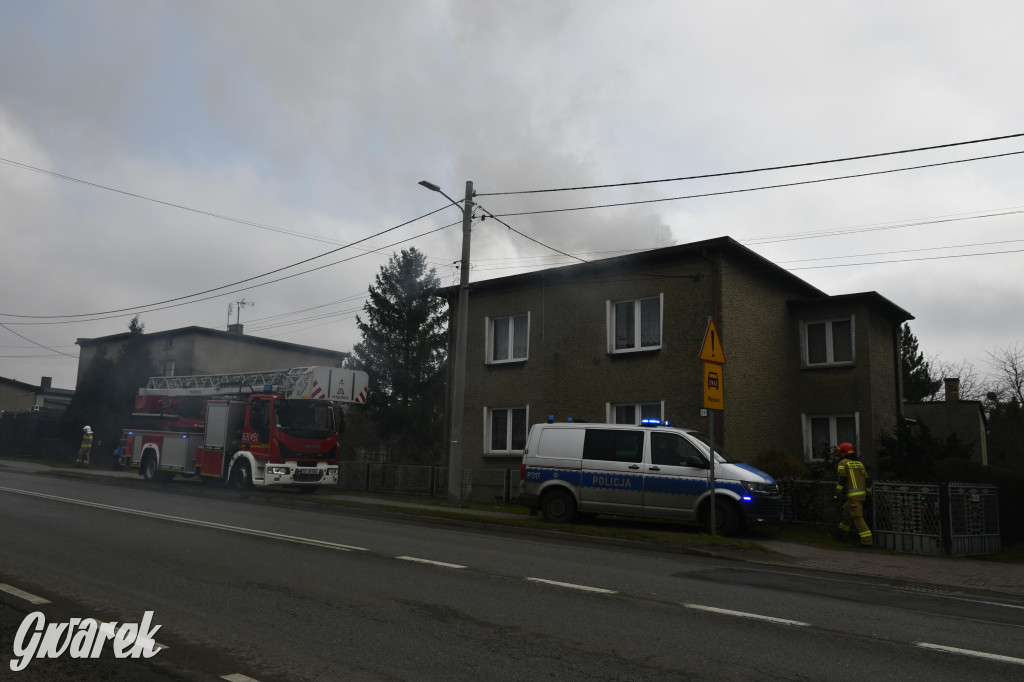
[518,420,781,535]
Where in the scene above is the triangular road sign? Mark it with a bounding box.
[699,319,726,364]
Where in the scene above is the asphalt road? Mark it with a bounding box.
[1,470,1022,680]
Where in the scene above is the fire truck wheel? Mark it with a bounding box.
[230,459,254,490]
[141,455,159,482]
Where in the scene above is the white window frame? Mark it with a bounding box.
[607,401,665,425]
[161,359,175,377]
[800,316,855,367]
[801,412,860,461]
[607,294,663,354]
[485,313,530,364]
[484,405,529,454]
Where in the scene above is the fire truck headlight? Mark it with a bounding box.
[328,468,338,476]
[268,466,290,475]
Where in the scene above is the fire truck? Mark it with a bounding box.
[118,366,369,491]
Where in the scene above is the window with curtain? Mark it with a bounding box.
[610,295,662,352]
[489,314,529,363]
[488,406,528,452]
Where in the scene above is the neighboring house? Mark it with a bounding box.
[905,378,988,465]
[75,326,348,386]
[0,376,74,416]
[437,236,913,475]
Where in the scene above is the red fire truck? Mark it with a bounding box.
[118,366,369,491]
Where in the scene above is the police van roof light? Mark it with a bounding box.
[641,418,670,427]
[547,415,555,423]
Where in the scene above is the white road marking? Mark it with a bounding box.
[526,578,617,594]
[221,674,263,682]
[396,556,466,569]
[0,486,370,552]
[684,603,810,627]
[0,583,51,604]
[916,642,1024,666]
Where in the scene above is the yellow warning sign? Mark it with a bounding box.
[699,319,726,364]
[703,363,724,410]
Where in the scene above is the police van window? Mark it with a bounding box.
[583,429,644,463]
[652,432,707,467]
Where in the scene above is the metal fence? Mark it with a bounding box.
[337,462,517,502]
[778,479,1000,556]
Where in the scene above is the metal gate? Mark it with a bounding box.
[945,482,1000,556]
[872,482,941,555]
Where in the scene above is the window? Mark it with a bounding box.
[608,295,662,353]
[610,402,663,425]
[803,413,858,460]
[163,337,174,350]
[487,314,529,363]
[160,360,175,377]
[651,432,707,467]
[583,428,644,463]
[487,406,528,452]
[803,317,854,366]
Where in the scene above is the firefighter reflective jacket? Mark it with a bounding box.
[836,457,871,500]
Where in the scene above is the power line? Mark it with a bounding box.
[490,150,1024,218]
[475,203,587,264]
[0,209,452,320]
[0,221,460,327]
[476,133,1024,196]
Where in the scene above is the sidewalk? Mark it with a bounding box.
[3,457,1022,599]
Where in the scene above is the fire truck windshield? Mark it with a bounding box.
[274,399,336,438]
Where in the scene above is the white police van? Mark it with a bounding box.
[518,420,781,535]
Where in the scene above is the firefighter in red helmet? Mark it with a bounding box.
[834,442,873,547]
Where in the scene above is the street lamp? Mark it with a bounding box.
[420,179,474,504]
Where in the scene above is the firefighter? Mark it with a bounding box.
[75,425,93,467]
[834,442,873,547]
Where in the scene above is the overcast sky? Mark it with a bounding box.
[2,1,1022,392]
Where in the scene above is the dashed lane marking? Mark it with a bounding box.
[526,578,617,594]
[0,583,51,605]
[221,674,263,682]
[916,642,1024,666]
[684,603,810,627]
[396,556,466,569]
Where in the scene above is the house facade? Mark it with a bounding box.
[905,378,988,465]
[438,236,913,475]
[75,326,348,385]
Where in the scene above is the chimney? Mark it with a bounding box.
[40,376,52,390]
[944,377,960,403]
[227,324,244,334]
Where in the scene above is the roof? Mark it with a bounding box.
[436,236,828,298]
[0,376,74,396]
[787,292,914,322]
[76,325,348,359]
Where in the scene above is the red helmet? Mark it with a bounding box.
[837,442,855,456]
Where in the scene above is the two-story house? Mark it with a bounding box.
[76,326,348,385]
[437,236,912,479]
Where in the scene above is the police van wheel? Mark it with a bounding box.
[541,489,577,523]
[702,497,741,536]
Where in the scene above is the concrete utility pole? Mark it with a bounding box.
[419,180,474,504]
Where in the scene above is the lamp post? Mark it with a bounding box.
[419,179,474,504]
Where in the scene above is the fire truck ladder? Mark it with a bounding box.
[142,367,319,397]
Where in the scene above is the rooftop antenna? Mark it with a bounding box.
[234,298,254,326]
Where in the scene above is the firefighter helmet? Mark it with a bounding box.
[83,425,92,434]
[837,442,855,456]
